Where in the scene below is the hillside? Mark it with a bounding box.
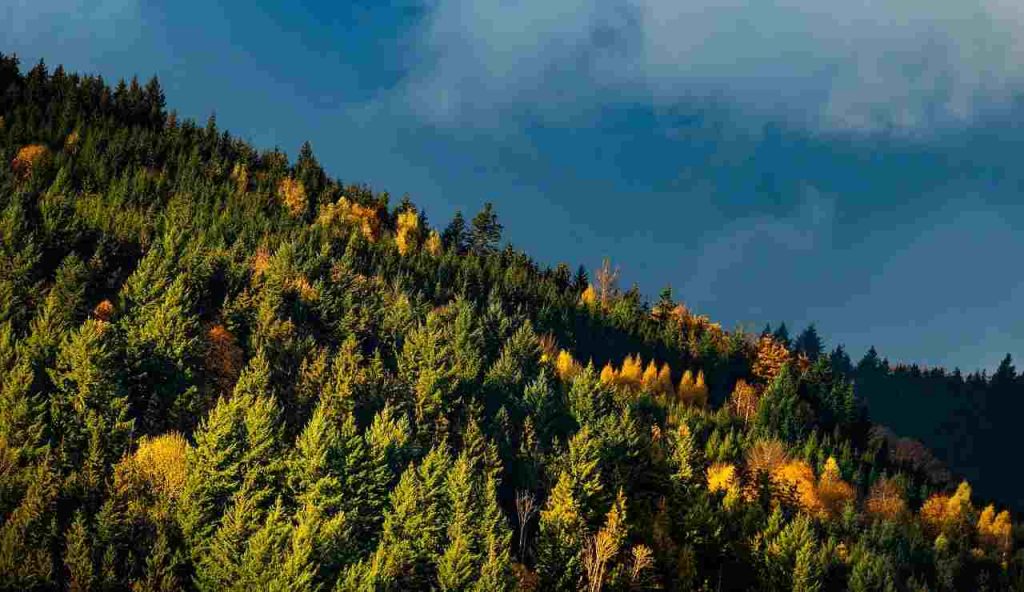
[0,55,1021,591]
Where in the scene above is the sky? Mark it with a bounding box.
[4,0,1024,373]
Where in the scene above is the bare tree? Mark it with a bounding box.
[515,490,538,560]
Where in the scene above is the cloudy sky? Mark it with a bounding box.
[5,0,1024,372]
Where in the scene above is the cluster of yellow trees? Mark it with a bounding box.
[920,482,1013,556]
[316,196,381,241]
[393,209,441,256]
[551,348,707,406]
[707,441,855,520]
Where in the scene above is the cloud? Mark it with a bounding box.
[2,0,143,66]
[399,0,1024,132]
[679,186,836,313]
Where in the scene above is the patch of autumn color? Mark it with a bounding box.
[707,463,739,494]
[395,209,420,256]
[816,457,856,518]
[12,144,49,179]
[92,299,115,322]
[677,369,708,407]
[729,379,760,423]
[641,361,659,391]
[920,481,974,535]
[866,477,907,521]
[618,354,644,388]
[773,460,825,516]
[230,162,248,194]
[64,130,80,152]
[555,350,581,381]
[977,505,1013,555]
[289,275,320,304]
[583,490,628,592]
[252,247,271,278]
[752,335,790,384]
[657,363,673,395]
[114,432,188,518]
[278,177,307,217]
[207,324,244,393]
[600,362,617,385]
[317,197,381,241]
[425,230,443,256]
[746,438,788,479]
[580,284,598,307]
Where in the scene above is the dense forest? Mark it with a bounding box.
[0,54,1021,591]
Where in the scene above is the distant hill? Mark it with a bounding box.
[0,54,1020,591]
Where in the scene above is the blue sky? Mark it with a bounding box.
[5,0,1024,372]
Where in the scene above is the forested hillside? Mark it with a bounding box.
[0,55,1021,591]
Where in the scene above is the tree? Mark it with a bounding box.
[469,203,502,255]
[442,211,468,252]
[794,324,824,362]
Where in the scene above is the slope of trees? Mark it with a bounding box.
[0,54,1022,591]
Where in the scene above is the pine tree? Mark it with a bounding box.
[469,203,502,256]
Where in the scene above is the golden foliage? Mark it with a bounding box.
[580,284,597,307]
[977,505,1013,555]
[277,177,307,217]
[395,209,420,256]
[920,481,974,535]
[618,354,644,389]
[677,369,708,407]
[866,477,907,521]
[629,545,655,586]
[729,379,760,423]
[114,432,189,518]
[752,335,790,384]
[707,463,739,494]
[425,229,443,256]
[816,457,855,518]
[207,324,244,393]
[599,362,617,385]
[92,299,115,322]
[12,144,49,179]
[555,349,581,381]
[317,196,381,241]
[641,360,659,391]
[289,275,320,304]
[583,490,628,592]
[773,460,825,516]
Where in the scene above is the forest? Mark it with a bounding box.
[0,54,1021,591]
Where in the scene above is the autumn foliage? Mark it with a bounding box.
[11,144,49,179]
[752,335,791,384]
[206,324,244,392]
[278,177,308,217]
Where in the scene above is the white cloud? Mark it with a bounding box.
[400,0,1024,132]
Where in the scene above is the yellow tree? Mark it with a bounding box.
[729,379,760,423]
[618,355,643,389]
[278,177,307,217]
[395,209,420,256]
[816,457,855,518]
[752,335,790,385]
[977,505,1013,556]
[678,370,708,407]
